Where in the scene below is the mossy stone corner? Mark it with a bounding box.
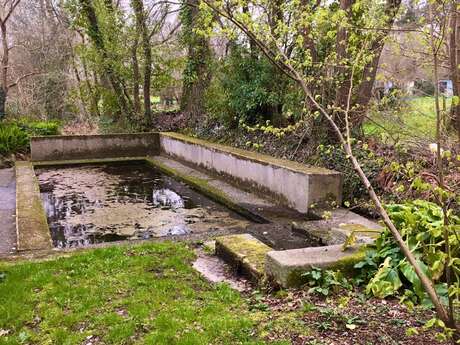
[15,161,52,251]
[215,234,272,283]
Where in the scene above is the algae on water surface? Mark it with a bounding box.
[37,163,250,248]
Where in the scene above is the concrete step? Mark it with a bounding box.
[215,234,272,283]
[265,244,366,288]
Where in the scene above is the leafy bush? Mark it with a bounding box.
[205,46,298,126]
[15,119,60,136]
[355,200,459,307]
[0,119,60,156]
[0,124,29,155]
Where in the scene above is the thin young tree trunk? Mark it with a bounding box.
[131,0,152,126]
[451,1,460,144]
[298,73,453,331]
[131,35,141,115]
[431,5,456,330]
[0,21,8,120]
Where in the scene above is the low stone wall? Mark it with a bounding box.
[31,133,160,161]
[15,161,52,251]
[159,132,342,213]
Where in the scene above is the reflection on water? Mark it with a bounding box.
[152,189,185,209]
[37,163,249,248]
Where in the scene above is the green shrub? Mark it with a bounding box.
[0,119,60,156]
[0,124,29,155]
[205,46,297,126]
[302,267,352,296]
[16,119,60,136]
[355,200,459,307]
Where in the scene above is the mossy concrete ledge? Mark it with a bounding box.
[215,234,272,283]
[265,244,366,288]
[15,161,52,251]
[159,132,342,213]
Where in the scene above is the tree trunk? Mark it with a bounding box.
[333,0,401,131]
[450,2,460,144]
[0,20,8,120]
[132,0,152,126]
[180,0,212,124]
[79,0,131,118]
[131,36,141,115]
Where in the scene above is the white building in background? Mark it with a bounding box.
[438,80,453,96]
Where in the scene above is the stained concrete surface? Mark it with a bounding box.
[193,248,250,291]
[31,133,160,161]
[159,132,342,213]
[0,168,17,254]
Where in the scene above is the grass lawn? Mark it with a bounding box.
[363,96,452,143]
[0,242,446,345]
[0,242,269,345]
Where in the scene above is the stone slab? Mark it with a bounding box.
[215,234,272,283]
[292,208,383,245]
[15,161,52,251]
[265,244,366,288]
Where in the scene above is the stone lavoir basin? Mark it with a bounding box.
[37,162,250,248]
[13,132,382,287]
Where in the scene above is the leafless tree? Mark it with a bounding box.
[0,0,22,119]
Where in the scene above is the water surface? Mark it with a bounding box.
[37,163,249,248]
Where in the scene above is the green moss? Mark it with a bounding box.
[339,224,382,239]
[255,311,311,339]
[216,234,272,273]
[215,234,272,284]
[329,245,368,276]
[145,158,267,223]
[285,268,310,287]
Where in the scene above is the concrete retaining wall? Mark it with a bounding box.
[159,132,342,213]
[30,132,342,213]
[31,133,160,161]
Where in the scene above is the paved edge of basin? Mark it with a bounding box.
[215,234,272,283]
[144,157,269,223]
[265,244,367,288]
[15,161,53,251]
